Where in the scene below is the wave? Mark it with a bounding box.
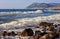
[0,14,60,29]
[0,10,42,16]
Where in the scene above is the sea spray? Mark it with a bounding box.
[0,14,60,29]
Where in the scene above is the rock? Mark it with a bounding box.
[39,22,53,27]
[35,35,42,39]
[19,28,34,37]
[39,34,48,39]
[30,36,35,39]
[2,31,7,37]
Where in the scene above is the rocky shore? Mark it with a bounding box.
[0,22,60,39]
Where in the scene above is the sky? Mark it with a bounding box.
[0,0,60,9]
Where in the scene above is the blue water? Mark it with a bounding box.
[0,9,60,24]
[0,9,37,12]
[0,9,60,18]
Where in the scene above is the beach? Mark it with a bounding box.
[0,9,60,39]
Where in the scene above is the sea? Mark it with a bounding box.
[0,9,60,31]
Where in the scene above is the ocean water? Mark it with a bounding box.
[0,9,60,30]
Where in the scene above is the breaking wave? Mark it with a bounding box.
[0,10,42,16]
[0,13,60,29]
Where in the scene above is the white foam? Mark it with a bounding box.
[0,10,42,16]
[0,14,60,29]
[35,10,42,13]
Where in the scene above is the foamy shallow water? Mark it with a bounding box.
[0,13,60,29]
[0,9,60,30]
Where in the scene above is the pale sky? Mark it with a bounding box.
[0,0,60,9]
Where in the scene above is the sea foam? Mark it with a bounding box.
[0,13,60,29]
[0,10,42,16]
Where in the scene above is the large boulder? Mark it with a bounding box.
[19,28,34,37]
